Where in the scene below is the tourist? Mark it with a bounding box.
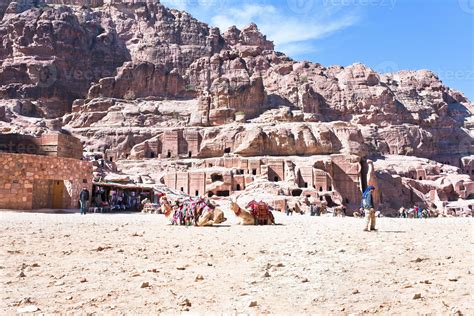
[414,206,419,219]
[310,203,317,216]
[320,202,328,215]
[361,185,376,231]
[79,187,90,215]
[315,205,321,216]
[285,204,291,216]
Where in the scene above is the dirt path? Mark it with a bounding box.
[1,211,472,314]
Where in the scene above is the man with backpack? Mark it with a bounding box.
[361,185,376,231]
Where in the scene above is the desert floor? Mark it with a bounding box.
[1,210,473,315]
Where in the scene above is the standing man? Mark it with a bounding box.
[79,187,90,215]
[361,185,376,231]
[315,204,321,216]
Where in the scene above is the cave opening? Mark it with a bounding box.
[292,189,302,197]
[211,174,224,182]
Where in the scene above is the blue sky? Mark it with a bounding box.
[161,0,474,100]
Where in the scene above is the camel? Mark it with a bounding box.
[196,207,227,226]
[160,196,173,215]
[230,200,275,225]
[163,197,227,226]
[230,201,256,225]
[192,198,227,226]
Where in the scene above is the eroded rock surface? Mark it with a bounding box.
[0,0,472,213]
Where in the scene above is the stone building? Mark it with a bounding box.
[0,133,92,210]
[0,133,83,159]
[129,129,202,160]
[162,155,363,208]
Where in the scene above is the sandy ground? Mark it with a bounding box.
[1,210,473,315]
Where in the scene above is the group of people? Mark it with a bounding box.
[285,202,305,216]
[399,206,434,218]
[79,186,151,214]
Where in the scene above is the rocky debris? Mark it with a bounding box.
[448,275,459,282]
[94,246,112,252]
[412,293,422,300]
[450,306,464,316]
[16,305,39,314]
[194,274,204,282]
[248,300,258,307]
[140,282,150,288]
[412,257,427,263]
[16,297,33,305]
[79,277,87,283]
[178,297,192,309]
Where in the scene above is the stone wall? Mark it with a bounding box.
[0,133,83,159]
[0,153,92,210]
[38,133,83,159]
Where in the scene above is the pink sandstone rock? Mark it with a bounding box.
[0,0,472,214]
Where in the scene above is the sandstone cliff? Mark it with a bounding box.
[0,0,472,213]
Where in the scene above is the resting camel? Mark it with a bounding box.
[163,197,227,226]
[230,201,256,225]
[230,201,275,225]
[192,198,227,226]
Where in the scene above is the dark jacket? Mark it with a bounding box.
[80,189,90,201]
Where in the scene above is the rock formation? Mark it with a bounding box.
[0,0,472,214]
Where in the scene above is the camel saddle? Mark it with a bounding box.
[248,201,272,225]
